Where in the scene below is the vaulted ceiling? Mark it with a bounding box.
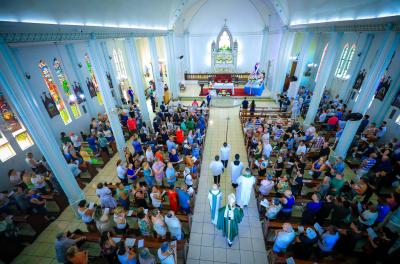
[0,0,399,33]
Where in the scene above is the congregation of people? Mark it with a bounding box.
[237,89,400,263]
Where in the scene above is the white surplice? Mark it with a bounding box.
[236,175,256,207]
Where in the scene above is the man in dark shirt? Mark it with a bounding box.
[242,97,249,109]
[357,115,370,134]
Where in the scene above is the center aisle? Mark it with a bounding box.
[187,106,268,264]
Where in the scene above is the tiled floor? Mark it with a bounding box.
[186,105,273,264]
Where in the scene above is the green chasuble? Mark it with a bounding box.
[216,205,244,241]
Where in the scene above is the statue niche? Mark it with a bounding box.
[211,20,238,73]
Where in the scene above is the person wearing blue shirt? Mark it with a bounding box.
[176,187,191,214]
[376,196,391,223]
[318,226,339,253]
[192,144,200,159]
[242,97,249,109]
[131,136,143,155]
[117,241,137,264]
[166,136,177,153]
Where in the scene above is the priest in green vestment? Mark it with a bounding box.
[216,193,244,247]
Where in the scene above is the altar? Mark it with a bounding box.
[211,82,235,95]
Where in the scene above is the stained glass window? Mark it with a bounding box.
[38,60,72,125]
[219,31,231,50]
[0,89,33,158]
[53,58,81,119]
[335,43,356,79]
[315,43,329,83]
[113,48,127,80]
[85,53,104,105]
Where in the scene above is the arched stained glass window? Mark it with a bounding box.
[315,43,329,83]
[335,43,356,78]
[113,48,127,80]
[219,31,231,50]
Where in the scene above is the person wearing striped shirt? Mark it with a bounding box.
[356,153,377,181]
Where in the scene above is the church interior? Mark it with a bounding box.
[0,0,400,263]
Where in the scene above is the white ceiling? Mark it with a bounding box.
[0,0,399,33]
[285,0,400,25]
[0,0,181,30]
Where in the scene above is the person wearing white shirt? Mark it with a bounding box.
[230,154,244,188]
[220,142,231,168]
[358,203,378,228]
[262,132,270,143]
[306,125,316,141]
[263,141,273,159]
[70,132,81,151]
[183,167,193,188]
[296,141,307,156]
[116,160,128,185]
[209,155,224,185]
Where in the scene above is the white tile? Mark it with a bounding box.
[213,247,227,262]
[200,246,214,261]
[190,233,202,245]
[188,245,201,260]
[226,249,241,264]
[240,250,255,264]
[239,237,253,251]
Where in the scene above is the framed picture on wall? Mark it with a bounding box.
[352,69,366,90]
[40,92,60,118]
[375,75,392,101]
[392,89,400,108]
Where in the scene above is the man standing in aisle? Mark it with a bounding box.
[220,142,231,168]
[236,168,256,208]
[210,155,224,186]
[208,184,223,225]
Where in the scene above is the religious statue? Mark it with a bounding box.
[217,193,244,247]
[208,184,223,225]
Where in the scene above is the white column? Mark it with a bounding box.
[0,39,85,205]
[272,29,295,98]
[87,37,126,161]
[124,37,151,125]
[184,31,191,73]
[259,27,269,72]
[165,30,179,99]
[294,32,314,92]
[341,34,375,102]
[304,32,344,126]
[99,41,123,105]
[148,36,163,106]
[335,31,400,158]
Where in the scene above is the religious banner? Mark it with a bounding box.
[53,58,81,119]
[392,90,400,108]
[38,60,71,124]
[352,69,366,90]
[84,53,104,105]
[106,72,113,89]
[375,75,392,101]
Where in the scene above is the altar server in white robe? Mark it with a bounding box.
[220,142,231,168]
[231,154,244,188]
[208,184,223,225]
[236,168,256,208]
